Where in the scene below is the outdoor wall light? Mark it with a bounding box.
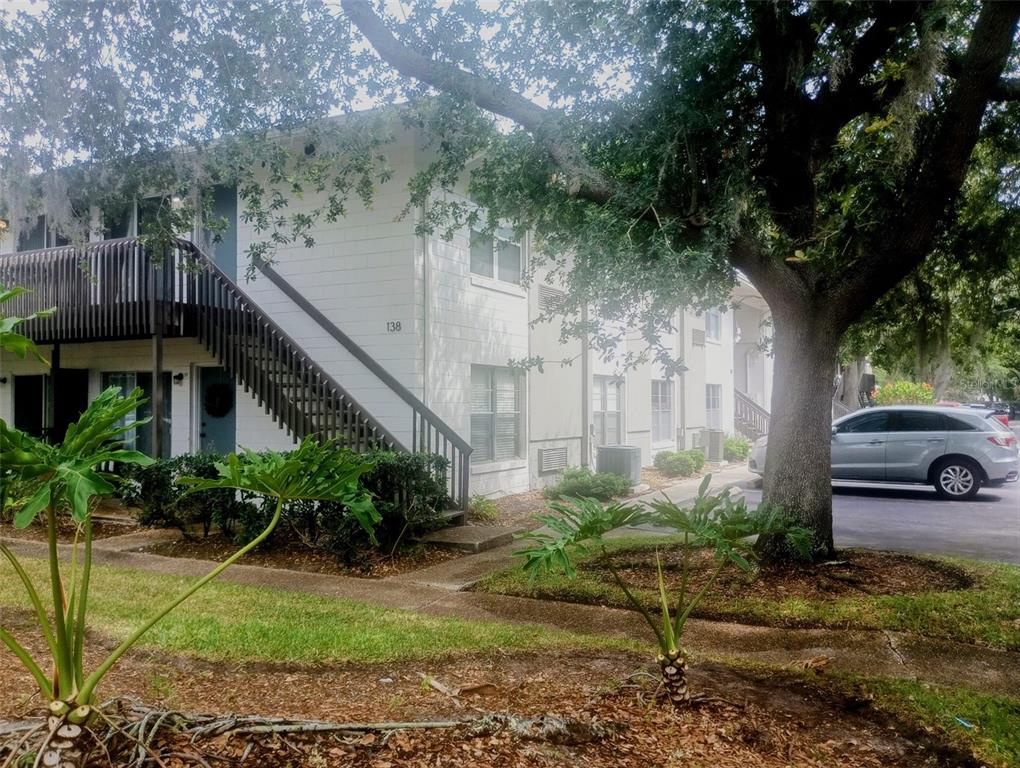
[173,372,186,384]
[0,377,7,384]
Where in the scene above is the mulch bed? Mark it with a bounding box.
[0,610,975,767]
[0,518,135,544]
[585,547,973,601]
[640,461,736,491]
[141,531,463,578]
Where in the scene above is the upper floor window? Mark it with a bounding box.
[16,215,69,252]
[593,375,623,446]
[705,309,722,341]
[470,365,523,462]
[470,227,522,284]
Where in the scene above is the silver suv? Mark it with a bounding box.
[749,405,1019,500]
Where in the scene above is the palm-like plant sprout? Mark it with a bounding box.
[0,394,377,767]
[517,475,811,707]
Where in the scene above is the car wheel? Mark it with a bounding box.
[933,458,982,500]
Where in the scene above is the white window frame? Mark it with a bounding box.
[593,375,623,447]
[470,365,524,463]
[469,226,524,285]
[705,309,723,342]
[651,379,674,444]
[706,383,722,430]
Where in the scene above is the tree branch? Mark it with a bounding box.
[812,2,922,148]
[341,0,620,208]
[830,1,1020,330]
[993,77,1020,100]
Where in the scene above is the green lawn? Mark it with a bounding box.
[864,677,1020,768]
[0,558,638,664]
[476,537,1020,650]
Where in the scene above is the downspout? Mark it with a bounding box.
[420,200,430,408]
[580,302,591,468]
[677,310,686,451]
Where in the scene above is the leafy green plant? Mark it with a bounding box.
[872,380,936,405]
[0,396,376,768]
[543,466,632,501]
[122,453,254,537]
[724,436,751,462]
[0,284,53,363]
[468,494,499,522]
[685,448,706,472]
[518,476,810,708]
[653,451,696,478]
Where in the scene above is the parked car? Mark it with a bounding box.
[748,405,1019,500]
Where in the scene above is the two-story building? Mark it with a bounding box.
[0,119,773,503]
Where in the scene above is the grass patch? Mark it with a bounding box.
[0,558,638,664]
[477,537,1020,650]
[864,678,1020,768]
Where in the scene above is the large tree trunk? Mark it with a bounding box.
[757,309,841,561]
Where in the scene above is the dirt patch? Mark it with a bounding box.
[584,547,973,601]
[0,611,975,767]
[0,518,135,544]
[476,490,547,529]
[141,531,463,578]
[640,461,735,491]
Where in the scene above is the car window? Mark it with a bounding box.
[839,412,889,433]
[943,415,976,431]
[889,411,943,432]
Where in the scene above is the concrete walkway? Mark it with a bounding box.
[3,528,1018,698]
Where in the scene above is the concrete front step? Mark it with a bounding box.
[421,524,522,554]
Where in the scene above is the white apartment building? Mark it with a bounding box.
[0,121,773,503]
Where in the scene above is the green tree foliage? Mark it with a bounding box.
[2,2,1019,560]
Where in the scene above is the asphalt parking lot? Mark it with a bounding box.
[743,423,1020,564]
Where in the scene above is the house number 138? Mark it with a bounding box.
[386,321,402,332]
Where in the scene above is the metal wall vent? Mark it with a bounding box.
[538,446,569,474]
[692,328,706,346]
[538,284,567,313]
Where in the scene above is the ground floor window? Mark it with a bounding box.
[706,383,722,430]
[651,379,673,443]
[593,375,623,446]
[101,371,172,457]
[470,365,523,462]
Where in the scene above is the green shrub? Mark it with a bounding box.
[653,451,696,478]
[724,436,751,462]
[469,495,500,521]
[543,466,632,500]
[122,453,254,537]
[872,380,935,405]
[685,448,706,472]
[263,449,451,562]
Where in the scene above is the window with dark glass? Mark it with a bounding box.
[943,415,976,431]
[839,412,890,433]
[890,411,943,432]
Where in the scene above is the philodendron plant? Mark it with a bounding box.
[0,395,377,768]
[517,475,811,708]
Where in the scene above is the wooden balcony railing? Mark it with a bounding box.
[1,238,472,507]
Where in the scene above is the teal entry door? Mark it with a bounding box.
[198,367,236,454]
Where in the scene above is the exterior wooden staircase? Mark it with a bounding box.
[734,389,770,440]
[1,237,472,506]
